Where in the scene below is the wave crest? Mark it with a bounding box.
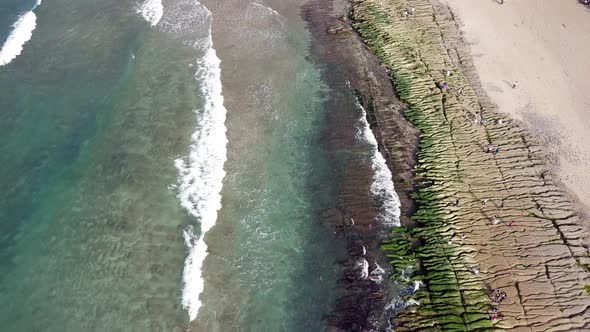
[0,2,42,67]
[168,2,228,322]
[138,0,163,26]
[355,99,401,227]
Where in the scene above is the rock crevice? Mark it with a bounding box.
[352,0,590,330]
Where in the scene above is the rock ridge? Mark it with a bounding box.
[352,0,590,330]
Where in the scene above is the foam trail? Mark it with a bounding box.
[173,4,227,321]
[138,0,163,26]
[355,100,401,226]
[251,2,285,21]
[0,1,42,67]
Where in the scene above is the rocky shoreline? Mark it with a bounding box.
[350,0,590,330]
[303,0,590,329]
[301,0,419,330]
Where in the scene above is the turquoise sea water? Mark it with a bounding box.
[0,0,198,329]
[0,0,395,330]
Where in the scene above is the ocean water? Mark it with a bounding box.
[0,0,400,331]
[184,0,346,329]
[0,0,198,329]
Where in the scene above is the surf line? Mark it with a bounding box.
[173,2,228,322]
[0,0,43,67]
[138,0,163,26]
[355,98,401,227]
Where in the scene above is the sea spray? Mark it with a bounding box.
[0,0,42,67]
[166,2,227,321]
[138,0,163,26]
[368,262,386,283]
[355,99,401,227]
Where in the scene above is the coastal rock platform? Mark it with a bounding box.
[352,0,590,330]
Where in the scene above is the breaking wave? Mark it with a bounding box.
[138,0,163,26]
[176,36,227,319]
[355,99,401,227]
[160,0,227,321]
[0,0,42,67]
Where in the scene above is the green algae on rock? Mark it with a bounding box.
[351,2,492,329]
[352,0,590,330]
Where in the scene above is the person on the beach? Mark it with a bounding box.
[491,312,505,321]
[411,7,415,15]
[490,289,500,301]
[492,215,501,225]
[492,147,500,155]
[436,81,449,92]
[490,288,507,303]
[487,144,494,153]
[507,221,514,227]
[512,80,519,88]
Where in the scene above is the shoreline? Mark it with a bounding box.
[301,0,419,329]
[351,0,590,330]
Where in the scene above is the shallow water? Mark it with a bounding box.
[0,0,399,330]
[191,1,347,330]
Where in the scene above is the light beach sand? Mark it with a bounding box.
[443,0,590,210]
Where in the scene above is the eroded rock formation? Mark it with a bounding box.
[353,0,590,330]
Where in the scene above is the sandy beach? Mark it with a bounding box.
[443,0,590,211]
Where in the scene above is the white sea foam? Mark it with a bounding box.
[171,3,227,321]
[138,0,163,26]
[355,100,401,226]
[0,1,42,67]
[356,257,370,279]
[413,280,424,293]
[369,262,386,284]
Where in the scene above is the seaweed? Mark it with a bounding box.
[351,1,492,330]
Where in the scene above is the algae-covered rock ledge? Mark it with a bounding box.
[351,0,590,330]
